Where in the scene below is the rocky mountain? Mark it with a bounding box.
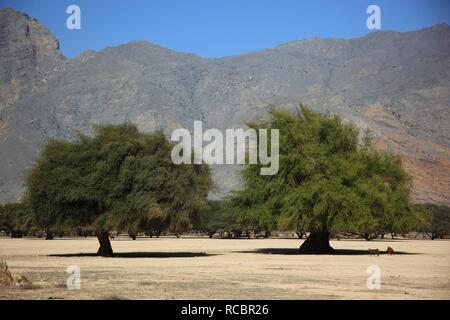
[0,8,449,204]
[0,8,65,110]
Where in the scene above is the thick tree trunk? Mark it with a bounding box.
[299,231,334,254]
[96,230,113,257]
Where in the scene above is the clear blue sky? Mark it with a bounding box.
[1,0,449,58]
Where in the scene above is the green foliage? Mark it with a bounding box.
[0,202,33,236]
[232,105,414,241]
[25,123,213,237]
[416,204,450,239]
[194,200,235,237]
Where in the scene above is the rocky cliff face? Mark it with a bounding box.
[0,8,64,110]
[0,8,449,204]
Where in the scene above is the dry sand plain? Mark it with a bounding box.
[0,237,449,300]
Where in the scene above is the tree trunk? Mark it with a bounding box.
[96,230,113,257]
[45,231,53,240]
[299,231,334,254]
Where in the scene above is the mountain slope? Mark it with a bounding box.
[0,8,449,204]
[0,8,64,110]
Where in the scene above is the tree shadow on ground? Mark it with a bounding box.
[49,252,216,258]
[238,248,420,255]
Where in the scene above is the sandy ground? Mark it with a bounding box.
[0,236,449,300]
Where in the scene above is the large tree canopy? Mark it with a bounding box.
[26,123,213,256]
[232,106,414,253]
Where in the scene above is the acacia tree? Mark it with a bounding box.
[233,106,413,253]
[0,202,33,238]
[195,200,224,238]
[418,204,450,239]
[232,204,276,238]
[194,200,238,238]
[26,123,213,256]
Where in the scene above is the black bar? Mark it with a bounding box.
[0,300,447,318]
